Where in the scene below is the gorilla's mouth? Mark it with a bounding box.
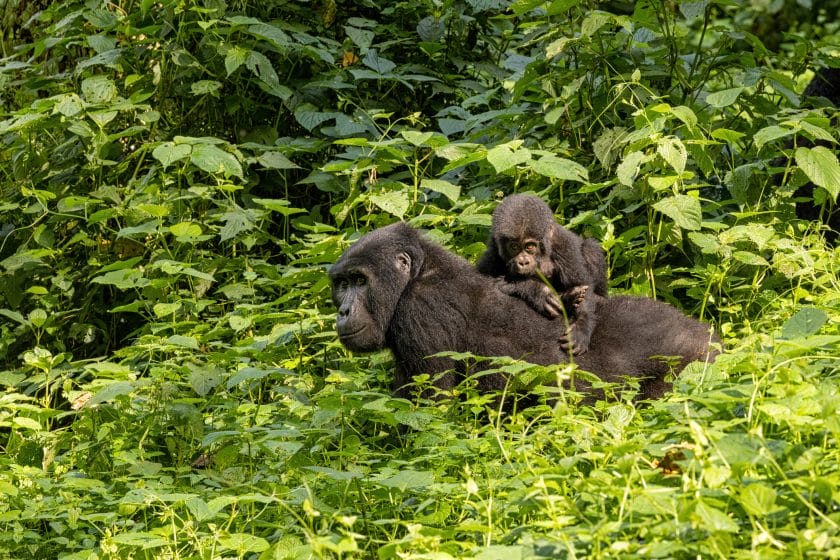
[339,326,367,339]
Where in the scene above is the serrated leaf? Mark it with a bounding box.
[740,484,778,516]
[421,179,460,203]
[91,269,149,289]
[218,534,270,553]
[531,154,589,182]
[693,501,740,533]
[754,125,792,150]
[706,87,743,108]
[657,137,687,174]
[81,75,117,104]
[487,143,531,173]
[593,127,628,169]
[617,151,646,186]
[780,307,828,339]
[166,335,199,349]
[153,142,192,167]
[190,144,243,178]
[90,381,135,405]
[652,195,702,230]
[795,146,840,199]
[224,46,249,75]
[732,250,769,266]
[369,191,409,218]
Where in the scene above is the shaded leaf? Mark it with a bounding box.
[652,194,702,230]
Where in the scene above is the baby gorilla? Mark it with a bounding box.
[476,194,607,355]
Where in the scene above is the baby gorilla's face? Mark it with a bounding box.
[501,237,542,276]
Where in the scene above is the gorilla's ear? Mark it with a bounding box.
[396,249,424,278]
[396,251,412,273]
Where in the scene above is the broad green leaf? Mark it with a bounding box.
[652,195,702,230]
[780,307,828,339]
[152,303,180,318]
[732,251,769,266]
[369,191,410,218]
[229,315,252,331]
[693,501,740,533]
[13,416,41,431]
[190,144,243,178]
[657,137,687,174]
[739,484,778,516]
[362,49,396,74]
[257,151,299,169]
[111,532,168,548]
[294,104,340,131]
[246,22,290,49]
[81,75,117,103]
[487,143,531,173]
[90,381,135,405]
[153,142,192,167]
[169,222,202,237]
[671,105,698,127]
[224,46,249,75]
[530,154,588,182]
[592,127,628,169]
[617,151,646,186]
[706,87,743,108]
[91,269,149,289]
[754,125,792,150]
[795,146,840,199]
[191,80,222,96]
[377,469,434,491]
[421,179,460,203]
[189,366,224,396]
[54,93,85,116]
[252,198,305,216]
[166,335,199,349]
[345,26,374,50]
[688,232,719,254]
[218,534,270,553]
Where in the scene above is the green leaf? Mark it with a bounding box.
[190,144,243,178]
[111,532,168,549]
[754,125,792,150]
[657,137,687,174]
[256,151,299,169]
[189,367,224,397]
[421,179,460,203]
[218,534,270,553]
[91,268,150,289]
[153,142,192,167]
[362,49,396,74]
[377,469,435,491]
[795,146,840,199]
[345,26,375,51]
[487,143,531,173]
[170,222,202,237]
[90,381,135,405]
[224,46,249,75]
[81,75,117,104]
[739,484,778,516]
[617,151,646,186]
[369,191,409,218]
[693,501,740,533]
[530,154,588,182]
[706,87,744,108]
[652,195,702,230]
[780,307,828,339]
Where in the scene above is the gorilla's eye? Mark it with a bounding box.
[354,275,367,286]
[508,241,520,253]
[525,242,538,254]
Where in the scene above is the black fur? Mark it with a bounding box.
[330,223,719,401]
[476,194,607,355]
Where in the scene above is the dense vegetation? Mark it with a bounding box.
[1,0,839,557]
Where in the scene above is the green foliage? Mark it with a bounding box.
[0,0,838,557]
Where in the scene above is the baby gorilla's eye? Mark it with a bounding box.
[354,275,367,286]
[525,242,539,254]
[508,241,520,253]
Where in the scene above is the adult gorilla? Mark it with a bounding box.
[330,222,718,400]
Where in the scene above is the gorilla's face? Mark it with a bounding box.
[499,236,543,276]
[329,228,415,352]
